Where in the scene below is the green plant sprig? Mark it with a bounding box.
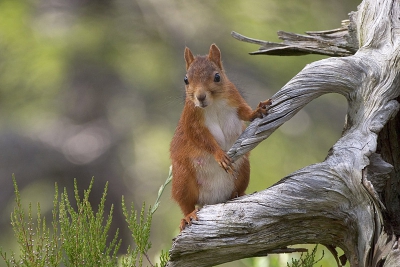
[121,166,173,267]
[1,169,174,267]
[287,245,324,267]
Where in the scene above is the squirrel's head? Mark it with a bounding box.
[183,44,228,108]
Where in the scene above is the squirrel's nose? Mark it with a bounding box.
[196,93,206,102]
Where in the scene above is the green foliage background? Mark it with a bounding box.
[0,0,359,266]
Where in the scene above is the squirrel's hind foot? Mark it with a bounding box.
[180,209,199,231]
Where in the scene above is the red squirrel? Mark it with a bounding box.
[170,44,271,231]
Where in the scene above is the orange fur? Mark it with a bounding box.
[170,44,271,231]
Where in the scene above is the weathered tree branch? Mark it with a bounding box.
[167,0,400,266]
[231,19,358,57]
[227,56,362,162]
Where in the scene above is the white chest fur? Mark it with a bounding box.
[194,99,244,206]
[203,99,243,151]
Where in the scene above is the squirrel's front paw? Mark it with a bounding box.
[215,151,234,174]
[259,99,272,109]
[257,99,272,116]
[252,98,272,120]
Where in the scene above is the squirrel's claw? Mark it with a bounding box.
[217,153,235,174]
[255,98,272,118]
[259,98,272,112]
[180,209,199,231]
[259,98,272,109]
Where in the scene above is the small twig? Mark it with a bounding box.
[144,252,155,267]
[267,248,308,254]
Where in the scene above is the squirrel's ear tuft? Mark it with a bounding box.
[184,47,195,70]
[208,44,222,69]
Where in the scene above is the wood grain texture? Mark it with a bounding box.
[167,0,400,266]
[231,19,358,57]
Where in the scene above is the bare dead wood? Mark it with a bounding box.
[231,19,358,57]
[167,0,400,266]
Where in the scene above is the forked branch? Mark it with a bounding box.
[167,0,400,266]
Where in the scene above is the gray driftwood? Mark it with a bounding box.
[231,19,358,57]
[167,0,400,266]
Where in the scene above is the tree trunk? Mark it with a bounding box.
[167,0,400,266]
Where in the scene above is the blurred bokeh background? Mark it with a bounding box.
[0,0,360,266]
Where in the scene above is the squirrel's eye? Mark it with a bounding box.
[214,73,221,82]
[184,75,189,85]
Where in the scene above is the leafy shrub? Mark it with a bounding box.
[0,172,172,267]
